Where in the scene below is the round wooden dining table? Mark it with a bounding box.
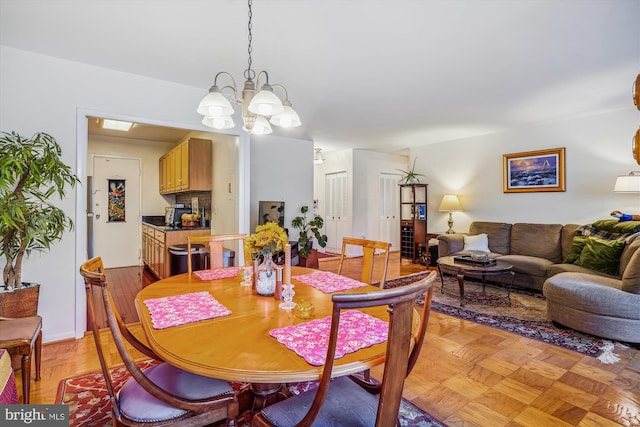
[135,267,416,387]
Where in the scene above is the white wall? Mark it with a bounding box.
[314,149,409,255]
[87,136,176,215]
[412,108,640,234]
[250,135,314,241]
[0,46,313,342]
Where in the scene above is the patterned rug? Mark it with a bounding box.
[56,360,446,427]
[383,271,624,361]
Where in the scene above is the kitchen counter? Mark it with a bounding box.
[142,215,209,232]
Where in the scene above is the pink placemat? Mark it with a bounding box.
[144,291,231,329]
[194,266,244,281]
[269,310,388,366]
[292,271,367,293]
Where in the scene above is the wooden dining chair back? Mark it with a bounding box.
[0,315,42,403]
[253,270,436,427]
[337,237,391,288]
[81,256,161,360]
[187,233,248,273]
[81,257,239,426]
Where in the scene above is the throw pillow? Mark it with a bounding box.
[575,237,626,276]
[463,233,490,252]
[564,235,587,264]
[592,219,640,234]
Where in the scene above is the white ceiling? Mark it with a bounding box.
[1,0,639,153]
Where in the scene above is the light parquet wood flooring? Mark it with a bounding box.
[18,252,640,426]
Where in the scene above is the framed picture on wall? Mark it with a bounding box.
[503,148,565,193]
[259,201,285,228]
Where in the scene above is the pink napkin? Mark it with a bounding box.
[144,291,231,329]
[269,310,388,366]
[194,266,244,281]
[292,271,367,293]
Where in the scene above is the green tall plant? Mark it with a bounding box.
[0,131,80,290]
[291,205,327,258]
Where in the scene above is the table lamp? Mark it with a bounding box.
[613,171,640,193]
[439,194,463,234]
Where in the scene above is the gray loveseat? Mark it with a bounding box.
[437,221,640,343]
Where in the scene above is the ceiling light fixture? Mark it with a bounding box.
[313,148,325,165]
[197,0,301,135]
[101,119,133,131]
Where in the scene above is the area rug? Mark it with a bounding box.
[56,360,446,427]
[383,271,626,363]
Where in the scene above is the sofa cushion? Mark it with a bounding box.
[543,272,639,320]
[463,234,490,252]
[563,236,587,264]
[547,262,616,279]
[620,235,640,276]
[561,224,582,260]
[511,223,563,263]
[622,241,640,294]
[498,254,552,278]
[469,222,511,254]
[575,237,626,276]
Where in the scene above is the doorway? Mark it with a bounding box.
[91,155,142,268]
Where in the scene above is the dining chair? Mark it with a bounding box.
[187,233,248,273]
[81,257,240,426]
[0,315,42,404]
[81,256,162,361]
[252,270,436,427]
[337,237,392,288]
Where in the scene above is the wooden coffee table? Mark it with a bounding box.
[436,255,515,306]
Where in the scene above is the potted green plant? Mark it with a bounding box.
[0,131,79,315]
[397,157,425,184]
[291,205,327,267]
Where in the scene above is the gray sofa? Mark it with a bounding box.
[437,221,640,343]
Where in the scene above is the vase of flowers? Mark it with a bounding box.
[245,223,288,296]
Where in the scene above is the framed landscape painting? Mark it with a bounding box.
[503,148,565,193]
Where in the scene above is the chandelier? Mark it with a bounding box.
[197,0,301,135]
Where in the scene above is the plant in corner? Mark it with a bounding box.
[291,205,327,262]
[0,131,79,308]
[397,157,425,184]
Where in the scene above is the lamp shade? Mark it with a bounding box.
[250,115,273,135]
[197,87,235,117]
[248,85,284,116]
[202,115,235,130]
[614,172,640,193]
[270,103,301,128]
[439,194,463,212]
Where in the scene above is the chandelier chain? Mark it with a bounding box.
[244,0,255,81]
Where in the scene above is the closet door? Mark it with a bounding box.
[378,173,401,250]
[324,171,348,253]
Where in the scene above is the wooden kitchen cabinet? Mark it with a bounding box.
[142,224,210,279]
[159,138,211,195]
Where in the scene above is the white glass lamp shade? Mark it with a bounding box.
[313,148,324,165]
[438,195,463,212]
[197,88,234,117]
[614,172,640,193]
[202,115,235,130]
[250,115,273,135]
[270,104,301,128]
[248,85,284,116]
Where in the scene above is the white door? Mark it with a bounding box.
[324,171,349,254]
[92,156,142,268]
[379,173,401,251]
